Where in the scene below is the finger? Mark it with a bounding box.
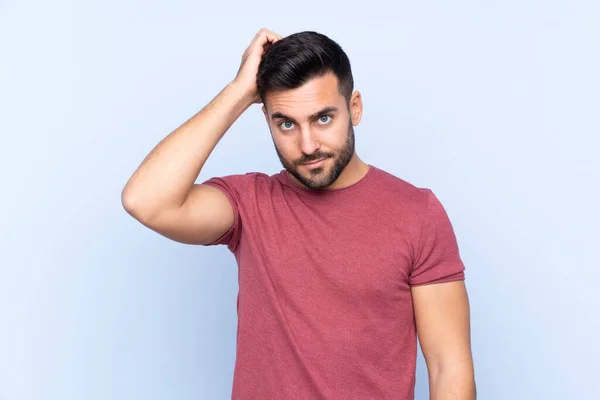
[262,29,282,40]
[249,29,282,56]
[258,29,282,44]
[261,33,279,46]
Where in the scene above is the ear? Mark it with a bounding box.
[349,91,363,126]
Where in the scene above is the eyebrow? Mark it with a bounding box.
[271,106,339,123]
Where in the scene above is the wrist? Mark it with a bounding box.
[228,79,257,105]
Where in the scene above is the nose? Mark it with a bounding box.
[299,126,320,156]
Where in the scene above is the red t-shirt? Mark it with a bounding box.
[202,164,465,400]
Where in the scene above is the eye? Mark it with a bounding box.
[318,115,333,125]
[279,121,295,131]
[277,115,333,131]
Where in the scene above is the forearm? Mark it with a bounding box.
[428,361,476,400]
[121,80,254,219]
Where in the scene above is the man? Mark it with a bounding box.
[122,28,476,400]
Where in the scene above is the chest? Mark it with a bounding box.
[245,202,415,304]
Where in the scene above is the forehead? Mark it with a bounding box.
[266,72,345,117]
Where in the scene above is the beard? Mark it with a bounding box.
[273,119,356,190]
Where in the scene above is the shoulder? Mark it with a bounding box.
[201,170,281,195]
[202,170,269,185]
[370,166,432,209]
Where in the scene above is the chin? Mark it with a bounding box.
[300,168,336,189]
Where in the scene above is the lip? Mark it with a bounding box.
[302,157,327,168]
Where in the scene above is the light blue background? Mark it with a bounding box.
[1,1,598,399]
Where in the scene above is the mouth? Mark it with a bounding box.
[302,157,328,169]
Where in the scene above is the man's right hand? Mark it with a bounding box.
[122,28,283,245]
[233,28,283,104]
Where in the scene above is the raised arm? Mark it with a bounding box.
[121,28,282,244]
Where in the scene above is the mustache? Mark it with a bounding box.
[298,154,330,164]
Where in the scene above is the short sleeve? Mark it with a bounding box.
[409,189,465,286]
[200,173,258,252]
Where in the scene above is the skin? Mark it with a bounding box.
[412,281,476,399]
[261,71,370,190]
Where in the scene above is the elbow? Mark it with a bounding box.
[121,187,153,223]
[121,185,137,214]
[121,188,132,212]
[428,357,476,400]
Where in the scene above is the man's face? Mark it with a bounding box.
[262,72,359,190]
